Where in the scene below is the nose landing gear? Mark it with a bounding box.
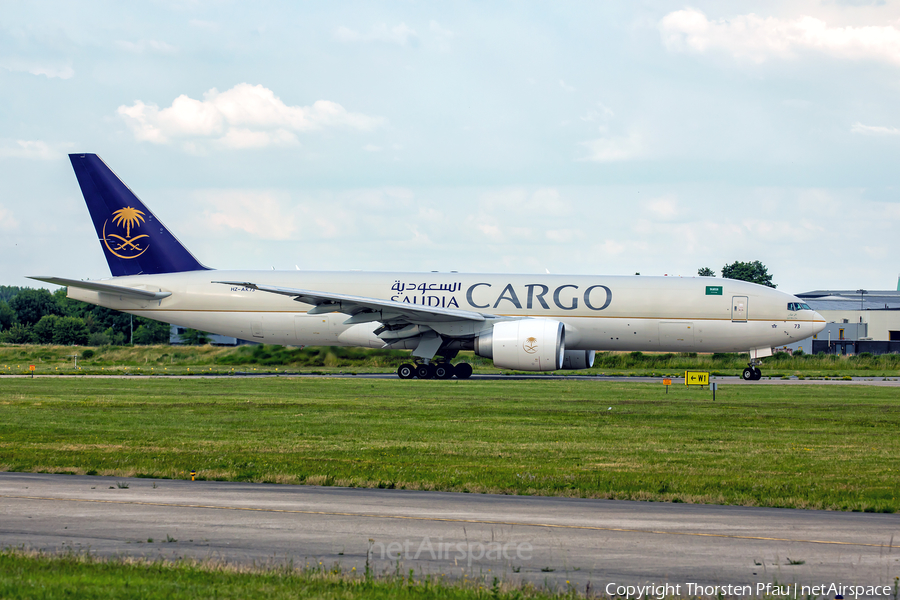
[742,360,763,381]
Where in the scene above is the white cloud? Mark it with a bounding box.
[580,103,615,122]
[851,122,900,135]
[596,239,626,256]
[427,20,455,52]
[334,23,419,46]
[429,20,454,40]
[559,79,576,93]
[546,228,585,242]
[477,223,503,241]
[659,8,900,65]
[198,190,296,240]
[117,83,384,149]
[218,128,297,149]
[0,140,68,160]
[363,143,382,152]
[0,57,73,79]
[189,20,219,31]
[782,99,811,109]
[478,188,572,216]
[0,204,19,231]
[642,195,679,220]
[115,40,176,54]
[580,133,642,162]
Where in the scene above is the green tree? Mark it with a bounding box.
[49,290,174,344]
[0,323,35,344]
[133,321,171,345]
[132,325,153,345]
[180,328,211,345]
[88,331,111,346]
[0,285,24,304]
[53,288,83,318]
[9,288,60,326]
[721,260,776,288]
[0,300,15,331]
[52,316,90,345]
[103,326,127,346]
[33,315,60,344]
[30,315,89,345]
[698,267,715,277]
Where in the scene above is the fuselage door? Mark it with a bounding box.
[732,296,748,322]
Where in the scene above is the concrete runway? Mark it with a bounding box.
[2,473,898,594]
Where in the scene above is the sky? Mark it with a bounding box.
[2,1,900,294]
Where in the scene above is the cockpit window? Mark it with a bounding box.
[800,303,811,310]
[788,302,811,311]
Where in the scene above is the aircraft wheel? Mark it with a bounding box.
[742,367,754,381]
[397,364,415,379]
[454,362,473,379]
[434,363,455,379]
[415,363,435,379]
[752,367,762,380]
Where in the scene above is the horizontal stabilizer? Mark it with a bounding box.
[28,276,172,300]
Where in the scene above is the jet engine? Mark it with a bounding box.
[474,319,565,371]
[562,349,595,370]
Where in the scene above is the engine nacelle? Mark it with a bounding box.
[475,319,565,371]
[562,349,595,370]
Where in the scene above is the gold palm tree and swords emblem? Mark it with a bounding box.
[523,336,538,353]
[102,207,150,259]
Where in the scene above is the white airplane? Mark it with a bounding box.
[31,154,826,380]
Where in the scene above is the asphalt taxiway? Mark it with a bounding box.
[1,473,898,592]
[5,373,900,386]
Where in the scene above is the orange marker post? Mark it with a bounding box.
[663,378,672,394]
[29,365,35,379]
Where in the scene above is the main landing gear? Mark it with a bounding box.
[397,361,473,380]
[742,360,763,381]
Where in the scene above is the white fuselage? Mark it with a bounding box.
[66,270,826,353]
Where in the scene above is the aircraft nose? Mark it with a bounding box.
[812,312,826,336]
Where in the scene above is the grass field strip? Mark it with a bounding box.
[4,374,900,387]
[4,493,898,550]
[3,378,898,511]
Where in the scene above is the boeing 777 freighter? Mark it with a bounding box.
[30,154,826,380]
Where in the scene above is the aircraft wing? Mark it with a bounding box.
[214,281,489,324]
[29,276,172,300]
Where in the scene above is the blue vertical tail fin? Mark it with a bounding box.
[70,153,211,276]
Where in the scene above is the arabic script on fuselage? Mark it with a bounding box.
[389,280,613,312]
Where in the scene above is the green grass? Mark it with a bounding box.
[2,344,900,378]
[0,378,898,511]
[0,549,564,600]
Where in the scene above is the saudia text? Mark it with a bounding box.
[390,281,612,311]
